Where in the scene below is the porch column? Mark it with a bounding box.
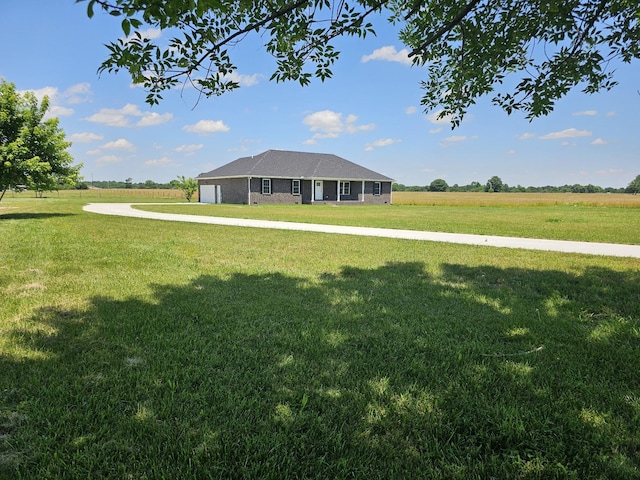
[361,180,365,202]
[311,178,315,203]
[247,177,251,205]
[337,179,341,202]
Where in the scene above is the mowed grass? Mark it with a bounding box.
[1,193,639,479]
[137,192,640,245]
[393,191,640,207]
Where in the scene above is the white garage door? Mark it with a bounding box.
[200,185,219,203]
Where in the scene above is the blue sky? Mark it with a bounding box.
[1,1,638,188]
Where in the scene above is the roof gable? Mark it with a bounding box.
[197,150,393,181]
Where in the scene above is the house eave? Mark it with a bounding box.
[198,174,394,182]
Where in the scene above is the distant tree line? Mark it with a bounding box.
[74,178,180,190]
[73,176,200,202]
[394,174,640,194]
[74,174,640,195]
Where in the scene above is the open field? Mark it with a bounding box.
[137,193,640,245]
[1,194,639,479]
[3,188,185,201]
[7,189,639,206]
[392,191,640,207]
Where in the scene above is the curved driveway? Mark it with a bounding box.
[83,203,640,259]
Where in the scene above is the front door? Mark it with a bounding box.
[314,180,324,201]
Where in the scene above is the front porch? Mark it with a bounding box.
[307,179,365,204]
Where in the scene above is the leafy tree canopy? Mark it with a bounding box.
[0,81,80,200]
[627,174,640,195]
[78,0,639,125]
[174,175,198,202]
[485,175,504,192]
[429,178,449,192]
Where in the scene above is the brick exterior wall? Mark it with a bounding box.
[199,178,248,204]
[362,180,392,204]
[199,177,392,204]
[247,178,305,204]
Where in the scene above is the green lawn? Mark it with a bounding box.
[1,195,639,479]
[136,202,640,245]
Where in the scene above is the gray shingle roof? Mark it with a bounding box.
[197,150,393,181]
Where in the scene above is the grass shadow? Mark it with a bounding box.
[0,213,76,221]
[1,262,639,478]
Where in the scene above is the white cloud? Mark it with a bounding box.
[516,133,536,140]
[362,46,412,65]
[539,128,592,140]
[405,106,418,115]
[85,103,170,128]
[426,110,454,125]
[136,112,173,127]
[96,155,123,166]
[124,28,161,44]
[68,132,104,143]
[429,127,442,134]
[85,110,129,127]
[303,110,343,139]
[223,71,261,87]
[20,83,92,103]
[302,110,374,144]
[227,146,249,153]
[573,110,597,116]
[85,104,140,127]
[21,86,58,102]
[19,84,92,119]
[439,135,477,147]
[63,82,92,104]
[560,141,577,147]
[101,138,136,151]
[364,138,401,151]
[591,138,607,145]
[170,71,261,92]
[144,156,175,167]
[174,144,204,154]
[442,135,467,142]
[183,119,230,134]
[506,149,517,155]
[345,114,375,134]
[606,111,617,117]
[48,105,74,117]
[595,168,622,175]
[139,28,161,39]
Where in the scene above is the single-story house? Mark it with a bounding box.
[197,150,394,205]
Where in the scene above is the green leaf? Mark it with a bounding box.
[86,0,95,19]
[122,19,131,37]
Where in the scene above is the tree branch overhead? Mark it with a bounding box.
[77,0,640,125]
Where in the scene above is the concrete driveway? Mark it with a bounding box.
[83,203,640,259]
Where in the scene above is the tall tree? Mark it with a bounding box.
[174,175,198,202]
[627,174,640,195]
[78,0,639,125]
[429,178,449,192]
[0,81,80,200]
[485,175,504,192]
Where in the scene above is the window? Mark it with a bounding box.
[262,178,271,194]
[373,182,381,196]
[291,179,300,195]
[339,181,351,196]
